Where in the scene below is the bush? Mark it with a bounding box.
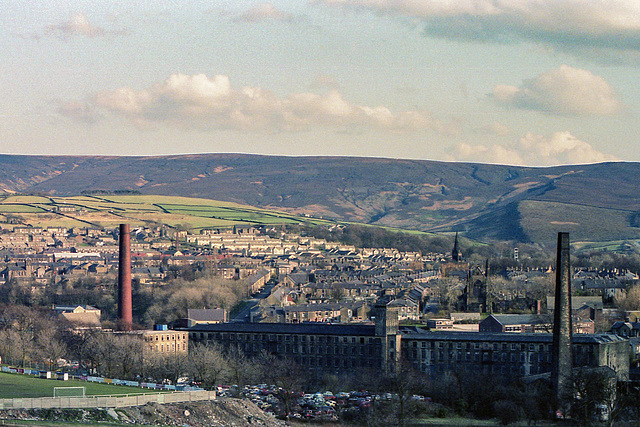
[493,400,524,425]
[433,406,450,418]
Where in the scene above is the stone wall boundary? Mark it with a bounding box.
[0,390,216,410]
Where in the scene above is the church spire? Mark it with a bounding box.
[452,232,461,262]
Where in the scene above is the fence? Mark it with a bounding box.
[0,390,216,410]
[1,367,200,392]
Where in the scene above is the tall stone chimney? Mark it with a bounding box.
[551,232,573,409]
[118,224,133,330]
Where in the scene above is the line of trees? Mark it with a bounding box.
[0,270,249,328]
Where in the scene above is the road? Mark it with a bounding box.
[230,282,276,322]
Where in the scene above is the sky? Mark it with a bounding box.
[2,1,640,166]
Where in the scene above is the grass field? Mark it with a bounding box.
[0,372,162,399]
[0,194,333,231]
[0,204,48,213]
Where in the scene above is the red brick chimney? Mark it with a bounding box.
[118,224,133,330]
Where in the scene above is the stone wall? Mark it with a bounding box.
[0,390,216,410]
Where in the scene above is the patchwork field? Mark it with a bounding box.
[0,194,332,232]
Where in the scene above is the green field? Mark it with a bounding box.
[0,204,48,213]
[0,372,162,399]
[0,194,333,231]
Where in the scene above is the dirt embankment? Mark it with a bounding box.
[0,397,287,427]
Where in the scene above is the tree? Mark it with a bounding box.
[187,343,228,389]
[143,275,247,325]
[434,277,464,312]
[615,285,640,311]
[87,333,120,378]
[0,279,34,305]
[224,345,255,387]
[36,328,68,371]
[257,352,305,420]
[117,334,144,379]
[329,284,346,302]
[570,367,618,426]
[0,305,54,367]
[146,352,189,385]
[86,332,143,379]
[359,361,429,427]
[0,329,33,367]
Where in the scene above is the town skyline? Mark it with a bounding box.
[2,1,640,166]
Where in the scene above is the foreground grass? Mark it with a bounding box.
[0,372,164,399]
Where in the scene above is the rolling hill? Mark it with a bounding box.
[0,154,638,246]
[0,194,332,231]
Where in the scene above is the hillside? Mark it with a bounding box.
[0,194,331,231]
[0,154,638,245]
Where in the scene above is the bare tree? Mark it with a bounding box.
[87,333,120,378]
[615,285,640,311]
[257,352,305,420]
[187,343,228,389]
[117,334,144,379]
[0,305,56,368]
[146,352,189,385]
[0,329,33,367]
[86,332,142,379]
[357,361,429,427]
[224,345,256,387]
[36,328,68,371]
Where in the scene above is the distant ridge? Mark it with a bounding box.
[0,153,639,245]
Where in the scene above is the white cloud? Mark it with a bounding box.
[317,1,640,57]
[234,4,295,23]
[45,13,104,38]
[490,65,622,116]
[475,122,511,136]
[42,13,126,39]
[56,100,101,123]
[518,131,618,165]
[61,73,453,134]
[451,131,617,166]
[454,141,524,165]
[311,74,340,90]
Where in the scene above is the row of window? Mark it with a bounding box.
[423,363,539,376]
[147,343,187,352]
[405,340,555,352]
[278,344,377,356]
[146,333,187,342]
[191,332,382,345]
[406,348,595,365]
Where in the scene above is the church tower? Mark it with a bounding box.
[452,232,461,262]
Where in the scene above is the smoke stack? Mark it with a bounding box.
[118,224,133,330]
[551,232,573,410]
